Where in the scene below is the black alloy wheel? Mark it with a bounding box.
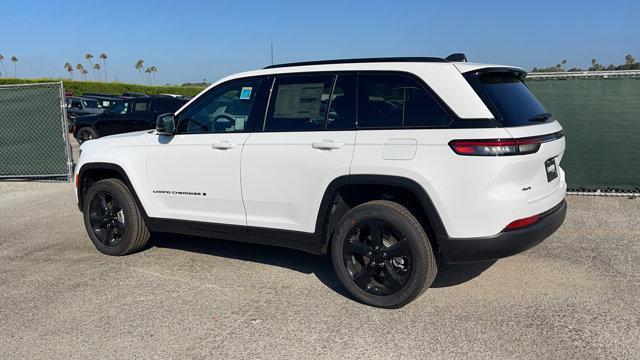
[342,218,413,295]
[88,191,126,247]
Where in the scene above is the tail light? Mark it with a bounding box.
[449,131,563,156]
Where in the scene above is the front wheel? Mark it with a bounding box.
[83,178,150,256]
[331,200,437,308]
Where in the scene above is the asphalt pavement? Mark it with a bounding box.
[1,181,638,359]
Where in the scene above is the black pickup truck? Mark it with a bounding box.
[73,96,187,143]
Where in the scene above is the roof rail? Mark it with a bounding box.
[263,57,447,69]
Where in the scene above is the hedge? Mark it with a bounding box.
[0,78,205,97]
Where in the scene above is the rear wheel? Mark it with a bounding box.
[83,178,149,256]
[76,127,97,144]
[331,200,437,308]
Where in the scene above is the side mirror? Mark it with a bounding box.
[156,113,176,135]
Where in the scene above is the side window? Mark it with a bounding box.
[265,74,333,132]
[150,100,180,114]
[326,74,356,130]
[71,99,82,109]
[108,101,130,115]
[357,73,452,128]
[178,78,261,134]
[133,101,149,113]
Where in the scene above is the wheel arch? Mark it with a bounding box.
[315,175,448,253]
[77,162,148,219]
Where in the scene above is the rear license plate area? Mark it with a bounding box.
[545,157,558,182]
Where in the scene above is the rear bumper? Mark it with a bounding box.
[441,200,567,264]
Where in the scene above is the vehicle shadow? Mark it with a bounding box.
[149,232,495,296]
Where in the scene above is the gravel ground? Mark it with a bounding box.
[0,181,638,359]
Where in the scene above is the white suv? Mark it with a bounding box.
[74,55,567,308]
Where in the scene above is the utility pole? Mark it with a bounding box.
[270,43,274,65]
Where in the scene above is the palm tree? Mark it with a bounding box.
[82,69,89,78]
[99,53,108,81]
[93,63,101,81]
[144,67,153,85]
[625,54,635,70]
[135,60,145,83]
[76,64,86,79]
[85,53,95,79]
[561,59,567,71]
[64,63,74,79]
[11,56,18,77]
[148,66,158,84]
[0,54,5,77]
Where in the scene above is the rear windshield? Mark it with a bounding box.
[467,71,551,127]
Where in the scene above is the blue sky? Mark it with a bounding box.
[1,0,638,84]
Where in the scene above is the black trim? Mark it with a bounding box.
[441,200,567,264]
[146,218,324,254]
[264,57,446,69]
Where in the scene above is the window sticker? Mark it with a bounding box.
[273,83,324,119]
[240,87,252,100]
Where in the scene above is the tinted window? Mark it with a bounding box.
[151,100,183,114]
[133,101,149,112]
[358,74,451,128]
[71,99,82,109]
[82,99,100,108]
[178,78,261,134]
[475,72,549,127]
[265,74,333,131]
[108,101,130,114]
[326,74,356,130]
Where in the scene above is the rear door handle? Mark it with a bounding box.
[211,140,237,150]
[311,140,344,150]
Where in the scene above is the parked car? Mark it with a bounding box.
[65,96,106,132]
[73,96,186,143]
[74,55,567,308]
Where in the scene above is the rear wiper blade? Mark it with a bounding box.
[528,112,552,122]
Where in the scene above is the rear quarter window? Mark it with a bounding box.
[466,71,551,127]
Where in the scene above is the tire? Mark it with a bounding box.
[83,178,150,256]
[331,200,437,308]
[76,127,97,144]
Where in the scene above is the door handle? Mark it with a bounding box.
[211,140,237,150]
[311,140,344,150]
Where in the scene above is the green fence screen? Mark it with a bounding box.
[0,82,71,179]
[527,78,640,191]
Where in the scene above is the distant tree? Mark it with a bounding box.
[64,63,74,79]
[135,60,145,83]
[144,67,152,85]
[589,58,604,71]
[567,67,583,72]
[76,64,86,79]
[82,69,89,78]
[625,54,636,70]
[605,64,616,71]
[93,63,101,81]
[0,54,4,77]
[561,59,567,70]
[148,66,158,84]
[11,56,18,77]
[100,53,108,81]
[85,53,95,79]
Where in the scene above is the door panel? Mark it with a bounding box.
[145,133,250,225]
[241,131,355,233]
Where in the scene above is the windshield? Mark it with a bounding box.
[82,99,101,108]
[466,71,551,127]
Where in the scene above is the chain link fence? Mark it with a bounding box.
[0,82,72,180]
[527,74,640,196]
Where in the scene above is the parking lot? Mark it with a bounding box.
[1,181,639,359]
